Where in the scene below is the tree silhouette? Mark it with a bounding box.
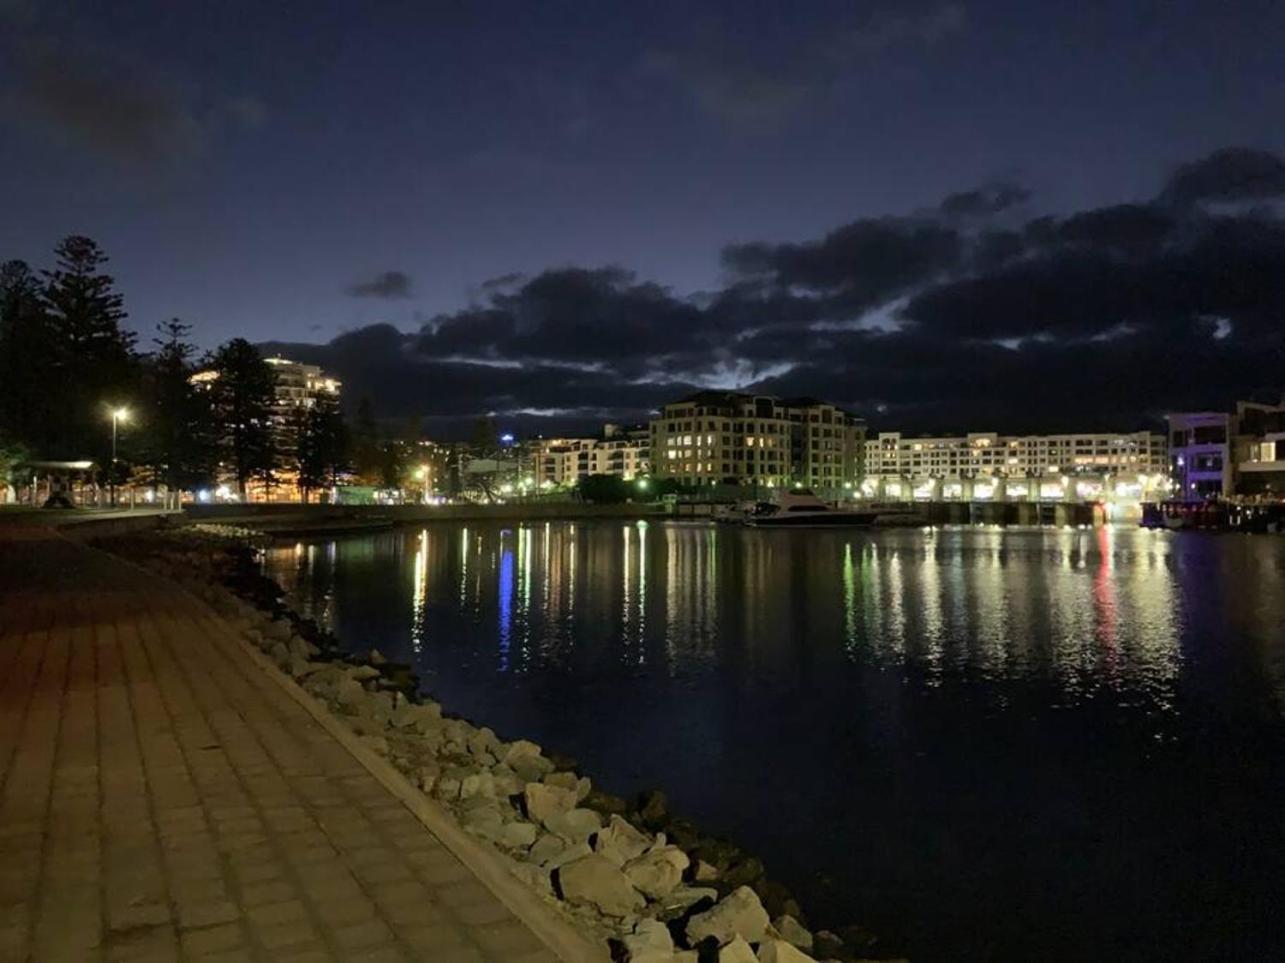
[210,338,278,498]
[0,260,56,454]
[41,236,137,461]
[294,394,349,500]
[139,320,217,495]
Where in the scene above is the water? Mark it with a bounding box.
[262,522,1285,962]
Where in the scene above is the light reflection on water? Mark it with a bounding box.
[267,522,1285,963]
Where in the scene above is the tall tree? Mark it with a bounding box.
[0,260,56,453]
[351,396,382,483]
[41,236,137,461]
[294,394,349,500]
[209,338,278,499]
[139,320,217,495]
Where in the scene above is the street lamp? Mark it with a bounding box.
[108,406,130,507]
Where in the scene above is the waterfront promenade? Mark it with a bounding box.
[0,526,569,962]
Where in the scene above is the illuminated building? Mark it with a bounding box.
[650,392,865,495]
[1168,400,1285,500]
[529,424,650,487]
[862,430,1169,503]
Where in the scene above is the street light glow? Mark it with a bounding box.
[110,406,130,422]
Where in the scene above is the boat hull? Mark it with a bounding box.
[746,512,879,528]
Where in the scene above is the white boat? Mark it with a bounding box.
[743,490,879,528]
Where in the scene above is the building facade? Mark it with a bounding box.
[650,392,865,495]
[862,430,1169,502]
[1168,401,1285,500]
[529,424,650,487]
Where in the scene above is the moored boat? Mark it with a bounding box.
[743,490,879,527]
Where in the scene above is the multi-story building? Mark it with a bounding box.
[529,424,650,487]
[863,430,1168,502]
[1168,400,1285,500]
[649,392,865,495]
[190,355,342,498]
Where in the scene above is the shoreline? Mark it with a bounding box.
[97,523,909,963]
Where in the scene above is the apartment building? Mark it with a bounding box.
[529,424,650,487]
[1168,400,1285,499]
[864,431,1168,480]
[649,391,865,494]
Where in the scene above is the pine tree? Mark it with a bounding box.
[294,395,349,500]
[140,320,217,495]
[209,338,278,498]
[0,260,56,453]
[40,236,137,460]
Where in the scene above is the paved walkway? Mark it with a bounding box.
[0,527,562,962]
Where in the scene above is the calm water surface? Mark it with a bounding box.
[263,522,1285,962]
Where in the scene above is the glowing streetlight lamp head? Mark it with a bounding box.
[111,406,130,422]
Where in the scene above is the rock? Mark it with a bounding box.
[723,856,765,889]
[335,677,366,712]
[719,937,758,963]
[653,886,718,919]
[501,821,538,849]
[543,771,578,792]
[368,648,387,665]
[583,788,629,815]
[556,854,644,917]
[358,735,389,756]
[461,804,506,842]
[268,641,290,666]
[636,790,669,830]
[756,881,802,922]
[510,861,554,899]
[466,726,501,759]
[348,664,380,681]
[526,834,568,866]
[756,939,817,963]
[621,918,673,962]
[542,841,592,871]
[511,753,555,783]
[287,655,311,678]
[287,635,312,662]
[771,916,813,952]
[503,738,543,764]
[811,932,843,960]
[545,807,602,843]
[594,815,653,866]
[490,765,526,798]
[433,774,462,801]
[391,702,442,730]
[414,764,439,793]
[672,953,699,963]
[686,887,770,947]
[623,846,689,899]
[459,771,496,799]
[524,782,578,825]
[695,860,720,883]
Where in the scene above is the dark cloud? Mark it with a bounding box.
[644,3,965,130]
[939,182,1030,219]
[271,146,1285,437]
[5,36,265,167]
[346,270,413,299]
[1160,147,1285,207]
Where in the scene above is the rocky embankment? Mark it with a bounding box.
[106,527,906,963]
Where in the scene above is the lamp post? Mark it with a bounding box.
[109,406,129,508]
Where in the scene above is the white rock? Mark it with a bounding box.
[545,807,602,843]
[543,840,592,871]
[621,918,674,962]
[686,887,770,947]
[524,782,577,824]
[557,854,644,917]
[719,937,758,963]
[501,821,538,849]
[771,915,813,952]
[348,664,380,681]
[623,846,689,899]
[503,738,543,763]
[756,938,818,963]
[526,833,567,866]
[594,814,653,866]
[510,861,554,898]
[694,859,720,882]
[368,648,387,665]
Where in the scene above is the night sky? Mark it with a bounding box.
[4,1,1285,436]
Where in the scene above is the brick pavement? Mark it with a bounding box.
[0,527,565,962]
